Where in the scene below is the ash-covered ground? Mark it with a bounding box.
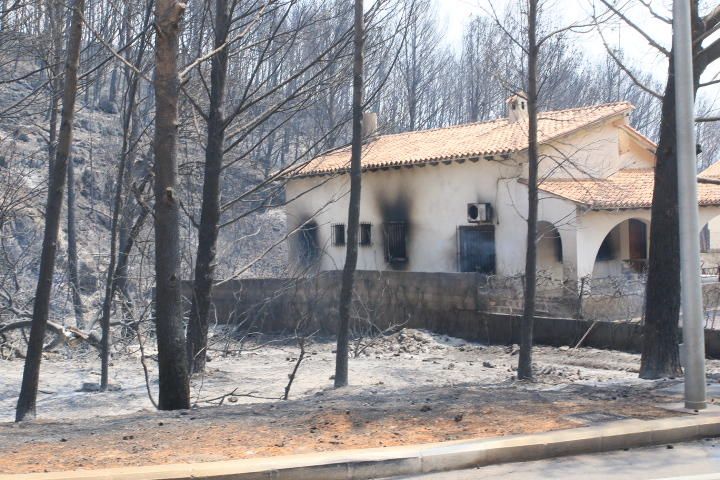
[3,328,718,423]
[2,328,719,474]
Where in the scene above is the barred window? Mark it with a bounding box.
[360,223,372,246]
[384,221,407,262]
[332,223,346,246]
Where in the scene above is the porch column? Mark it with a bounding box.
[559,227,581,289]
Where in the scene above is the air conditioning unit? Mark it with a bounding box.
[467,203,492,223]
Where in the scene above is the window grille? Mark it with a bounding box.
[360,223,372,246]
[332,223,346,246]
[384,222,407,262]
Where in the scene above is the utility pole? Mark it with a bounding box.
[674,0,706,410]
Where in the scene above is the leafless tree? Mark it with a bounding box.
[334,0,365,388]
[15,0,85,422]
[98,0,152,390]
[153,0,190,410]
[594,0,720,378]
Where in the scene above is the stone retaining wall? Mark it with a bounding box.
[184,271,720,358]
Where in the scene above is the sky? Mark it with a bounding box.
[435,0,719,112]
[438,0,671,66]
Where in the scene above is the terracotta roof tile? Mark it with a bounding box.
[538,169,720,209]
[700,161,720,180]
[294,102,634,177]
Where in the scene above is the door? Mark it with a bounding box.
[628,220,647,260]
[459,226,496,274]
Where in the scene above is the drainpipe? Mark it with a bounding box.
[674,0,706,410]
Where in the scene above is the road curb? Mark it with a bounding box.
[4,410,720,480]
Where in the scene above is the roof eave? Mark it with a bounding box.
[293,103,635,178]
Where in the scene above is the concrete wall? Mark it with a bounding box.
[188,272,720,358]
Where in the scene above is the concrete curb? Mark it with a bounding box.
[4,410,720,480]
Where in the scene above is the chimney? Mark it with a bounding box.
[506,92,528,123]
[362,112,378,138]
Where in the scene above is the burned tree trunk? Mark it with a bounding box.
[115,111,142,324]
[66,0,83,328]
[642,46,705,378]
[153,0,190,410]
[641,1,715,378]
[518,0,539,381]
[334,0,365,388]
[15,0,85,422]
[641,55,682,379]
[67,153,84,329]
[98,0,151,390]
[186,0,230,375]
[46,0,63,180]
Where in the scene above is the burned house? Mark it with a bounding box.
[284,95,720,285]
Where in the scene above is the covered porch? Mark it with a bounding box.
[535,168,720,287]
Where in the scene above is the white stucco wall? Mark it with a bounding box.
[286,158,520,274]
[285,155,585,277]
[536,118,654,180]
[284,115,716,280]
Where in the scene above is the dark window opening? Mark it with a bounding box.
[360,223,372,246]
[597,236,615,261]
[298,221,319,265]
[701,224,710,253]
[554,233,563,262]
[629,220,647,260]
[384,222,407,263]
[332,223,345,246]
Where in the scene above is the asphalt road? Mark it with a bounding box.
[391,439,720,479]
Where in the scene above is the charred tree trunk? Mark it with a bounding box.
[186,0,230,375]
[116,2,135,323]
[641,55,682,379]
[46,0,63,180]
[67,154,84,328]
[98,0,151,390]
[108,67,119,106]
[640,1,714,378]
[641,43,704,379]
[63,0,83,329]
[153,0,190,410]
[15,0,85,422]
[334,0,364,388]
[114,177,151,321]
[517,0,539,381]
[116,109,143,325]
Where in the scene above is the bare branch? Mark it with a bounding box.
[597,0,670,57]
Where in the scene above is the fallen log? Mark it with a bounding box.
[0,320,101,357]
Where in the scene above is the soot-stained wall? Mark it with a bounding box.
[284,158,546,274]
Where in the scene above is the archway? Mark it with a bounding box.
[591,218,648,279]
[700,212,720,277]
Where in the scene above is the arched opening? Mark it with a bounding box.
[592,218,648,279]
[702,216,720,253]
[537,221,563,281]
[700,214,720,277]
